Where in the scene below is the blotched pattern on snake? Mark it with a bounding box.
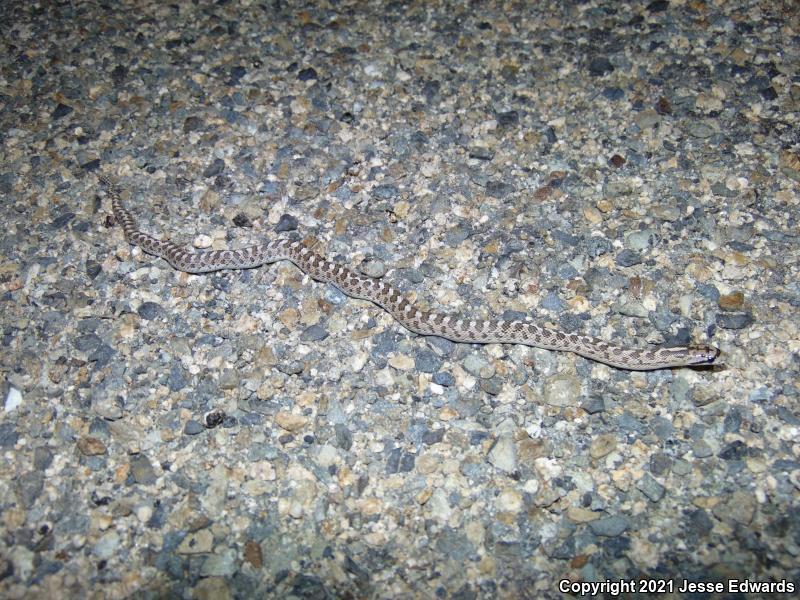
[100,176,719,370]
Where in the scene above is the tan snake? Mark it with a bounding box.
[100,176,719,370]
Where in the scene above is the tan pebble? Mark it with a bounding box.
[726,251,748,266]
[718,291,744,311]
[416,488,433,505]
[596,199,613,213]
[439,407,458,420]
[255,346,277,366]
[388,354,414,370]
[358,497,383,515]
[566,506,600,523]
[77,436,107,456]
[416,454,440,474]
[393,200,410,219]
[584,206,603,224]
[256,382,274,401]
[495,488,523,513]
[274,411,307,432]
[176,529,213,554]
[483,240,499,254]
[243,540,263,568]
[278,308,300,329]
[590,434,617,459]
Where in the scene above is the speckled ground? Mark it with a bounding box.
[1,0,799,598]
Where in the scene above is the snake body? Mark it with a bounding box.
[100,177,719,370]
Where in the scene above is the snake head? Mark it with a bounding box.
[683,345,721,366]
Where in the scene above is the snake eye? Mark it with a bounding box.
[696,346,720,364]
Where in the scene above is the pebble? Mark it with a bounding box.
[129,455,157,485]
[414,350,442,373]
[462,353,492,378]
[274,412,308,433]
[589,515,629,537]
[300,324,329,342]
[92,531,120,560]
[200,549,237,577]
[433,374,458,392]
[716,312,754,329]
[275,214,298,232]
[177,529,214,554]
[615,249,643,267]
[544,374,580,407]
[183,420,205,435]
[636,474,665,502]
[488,434,517,473]
[77,437,107,456]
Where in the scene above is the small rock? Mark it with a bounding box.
[244,540,263,568]
[432,372,455,387]
[274,411,307,432]
[414,350,442,373]
[177,529,213,554]
[300,324,329,342]
[92,531,120,560]
[275,214,298,232]
[204,409,225,428]
[590,434,617,460]
[184,420,205,435]
[462,354,492,378]
[77,436,107,456]
[488,434,517,473]
[566,507,600,523]
[636,473,665,502]
[495,488,523,513]
[716,312,753,329]
[544,374,580,407]
[360,258,387,278]
[388,354,415,370]
[718,291,744,311]
[712,491,755,525]
[334,423,353,450]
[200,548,237,577]
[581,396,605,414]
[479,376,503,396]
[137,302,164,320]
[297,67,317,81]
[615,249,643,267]
[373,184,399,199]
[692,440,713,458]
[129,454,157,485]
[589,515,629,537]
[588,56,614,76]
[4,386,22,412]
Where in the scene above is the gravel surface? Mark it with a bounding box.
[1,0,799,598]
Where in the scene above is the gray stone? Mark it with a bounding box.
[130,454,157,485]
[184,420,205,435]
[716,312,754,329]
[615,250,642,267]
[301,324,329,342]
[414,350,442,374]
[200,548,237,577]
[636,474,665,502]
[488,434,516,473]
[92,531,120,560]
[588,515,629,537]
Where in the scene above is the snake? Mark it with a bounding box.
[99,176,719,370]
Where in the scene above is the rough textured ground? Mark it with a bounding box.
[1,0,798,598]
